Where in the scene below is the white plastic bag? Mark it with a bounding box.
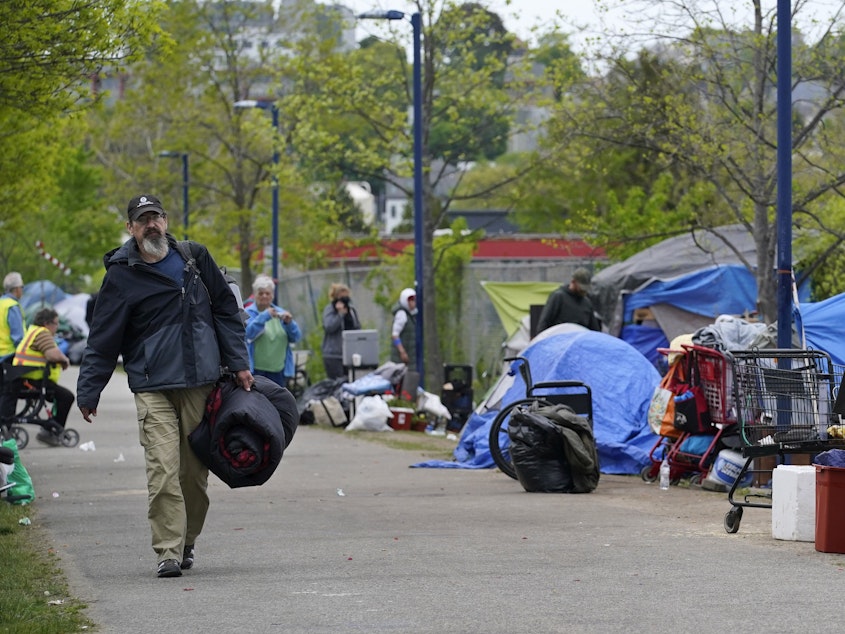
[647,386,672,434]
[417,390,452,420]
[346,396,393,432]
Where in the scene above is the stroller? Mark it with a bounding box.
[0,360,80,449]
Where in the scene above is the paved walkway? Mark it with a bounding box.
[20,367,845,633]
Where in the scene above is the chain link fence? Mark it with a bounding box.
[270,260,588,389]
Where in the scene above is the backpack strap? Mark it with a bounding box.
[176,240,211,300]
[175,241,200,275]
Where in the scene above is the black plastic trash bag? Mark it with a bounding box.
[508,403,599,494]
[509,407,572,492]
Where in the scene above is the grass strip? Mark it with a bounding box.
[0,502,94,633]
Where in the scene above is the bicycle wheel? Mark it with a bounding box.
[4,425,28,450]
[488,398,552,480]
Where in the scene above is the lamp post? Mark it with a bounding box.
[775,0,792,349]
[234,99,281,303]
[158,151,189,240]
[357,10,425,384]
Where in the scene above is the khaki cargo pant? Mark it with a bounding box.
[135,385,213,563]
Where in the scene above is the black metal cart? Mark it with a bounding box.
[724,349,845,533]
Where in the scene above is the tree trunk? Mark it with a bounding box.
[753,207,777,324]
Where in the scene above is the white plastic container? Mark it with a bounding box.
[772,465,816,542]
[707,449,753,488]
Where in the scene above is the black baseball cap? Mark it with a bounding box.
[127,195,166,222]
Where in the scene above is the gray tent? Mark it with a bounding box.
[590,226,761,359]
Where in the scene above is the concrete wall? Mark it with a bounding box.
[274,260,588,387]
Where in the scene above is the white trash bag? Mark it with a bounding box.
[346,396,394,432]
[417,390,452,420]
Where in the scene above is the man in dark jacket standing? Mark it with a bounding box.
[77,194,254,579]
[537,267,601,333]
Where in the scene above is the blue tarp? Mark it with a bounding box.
[619,324,669,368]
[622,265,760,323]
[413,330,661,475]
[802,293,845,366]
[20,280,68,313]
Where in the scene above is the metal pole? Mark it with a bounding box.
[181,153,189,241]
[412,11,424,385]
[355,9,424,384]
[233,99,281,303]
[271,105,280,305]
[775,0,792,348]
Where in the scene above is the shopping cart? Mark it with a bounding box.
[642,345,736,485]
[723,349,845,533]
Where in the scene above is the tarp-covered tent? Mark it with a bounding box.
[18,280,91,362]
[20,280,68,317]
[480,281,559,339]
[590,225,810,366]
[802,294,845,366]
[414,328,660,475]
[20,280,90,332]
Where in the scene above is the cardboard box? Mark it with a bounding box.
[389,407,415,431]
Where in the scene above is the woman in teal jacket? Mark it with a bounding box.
[244,275,302,388]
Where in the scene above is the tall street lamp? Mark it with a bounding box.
[357,9,425,384]
[234,99,281,303]
[775,0,792,349]
[158,151,189,240]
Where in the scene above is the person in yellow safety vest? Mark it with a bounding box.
[0,272,25,431]
[11,307,74,447]
[0,272,25,360]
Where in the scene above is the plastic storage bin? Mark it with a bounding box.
[815,464,845,553]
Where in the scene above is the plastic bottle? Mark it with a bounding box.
[659,456,670,490]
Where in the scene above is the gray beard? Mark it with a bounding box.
[141,234,169,260]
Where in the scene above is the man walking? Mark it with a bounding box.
[77,194,254,578]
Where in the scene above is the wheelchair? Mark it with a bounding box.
[0,361,80,450]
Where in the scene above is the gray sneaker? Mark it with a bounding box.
[157,559,182,578]
[36,430,62,447]
[180,545,195,570]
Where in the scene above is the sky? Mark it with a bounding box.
[346,1,620,47]
[344,0,845,51]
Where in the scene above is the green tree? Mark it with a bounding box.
[367,216,479,365]
[514,48,724,259]
[87,0,350,291]
[286,0,555,387]
[0,0,162,117]
[0,0,162,282]
[533,1,845,318]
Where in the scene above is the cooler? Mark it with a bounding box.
[389,407,415,431]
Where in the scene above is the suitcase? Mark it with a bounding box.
[311,396,348,427]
